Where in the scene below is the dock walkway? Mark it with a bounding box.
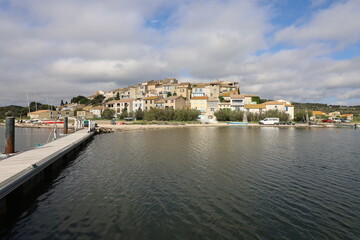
[0,129,94,199]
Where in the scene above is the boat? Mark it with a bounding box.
[228,122,249,125]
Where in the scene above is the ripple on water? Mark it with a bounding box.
[2,127,360,240]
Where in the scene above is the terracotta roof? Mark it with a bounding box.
[230,95,244,99]
[245,104,266,109]
[285,104,294,107]
[191,96,209,100]
[207,98,220,102]
[264,101,285,105]
[155,99,165,104]
[29,110,50,114]
[220,92,230,97]
[165,96,183,100]
[143,96,161,100]
[92,106,104,110]
[341,114,353,117]
[312,111,326,115]
[107,99,134,104]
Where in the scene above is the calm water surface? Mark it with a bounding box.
[2,127,360,239]
[0,126,53,153]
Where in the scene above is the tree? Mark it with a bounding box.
[60,100,64,106]
[101,109,115,119]
[167,92,172,97]
[115,92,120,100]
[173,92,177,96]
[135,107,144,120]
[65,101,68,105]
[90,94,105,106]
[70,95,90,105]
[119,108,128,119]
[218,96,224,102]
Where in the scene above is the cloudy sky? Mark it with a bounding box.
[1,0,360,106]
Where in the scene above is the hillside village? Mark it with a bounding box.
[27,78,296,121]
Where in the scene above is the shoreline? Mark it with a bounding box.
[1,122,357,133]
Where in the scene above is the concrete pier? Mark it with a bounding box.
[0,128,94,217]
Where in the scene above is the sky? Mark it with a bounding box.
[0,0,360,106]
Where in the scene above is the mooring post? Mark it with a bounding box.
[5,117,15,154]
[64,117,68,134]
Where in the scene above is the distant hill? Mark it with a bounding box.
[292,102,360,115]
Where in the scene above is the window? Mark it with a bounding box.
[171,100,174,103]
[211,108,214,112]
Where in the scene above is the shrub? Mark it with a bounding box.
[214,109,231,121]
[101,109,115,119]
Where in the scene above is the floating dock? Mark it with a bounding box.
[0,128,94,216]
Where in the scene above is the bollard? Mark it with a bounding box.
[64,117,68,134]
[5,117,15,154]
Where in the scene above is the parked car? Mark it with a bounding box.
[321,119,332,123]
[329,117,342,123]
[259,118,280,125]
[341,119,351,123]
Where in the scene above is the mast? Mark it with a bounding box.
[26,93,30,114]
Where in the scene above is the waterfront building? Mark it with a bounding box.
[230,95,245,111]
[142,96,163,110]
[155,98,165,108]
[176,82,192,99]
[219,102,231,110]
[164,96,186,109]
[191,96,208,113]
[133,99,144,111]
[206,98,220,120]
[106,99,134,115]
[263,101,295,120]
[27,110,74,120]
[244,104,266,114]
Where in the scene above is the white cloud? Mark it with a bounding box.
[0,0,360,106]
[275,0,360,48]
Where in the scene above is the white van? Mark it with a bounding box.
[329,117,341,123]
[259,118,280,125]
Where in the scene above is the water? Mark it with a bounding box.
[2,127,360,239]
[0,126,53,153]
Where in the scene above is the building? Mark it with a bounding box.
[76,111,94,119]
[106,99,134,115]
[142,96,162,110]
[206,98,220,120]
[27,110,74,120]
[244,104,266,114]
[176,83,192,99]
[133,99,144,111]
[190,96,208,113]
[263,101,295,120]
[155,98,165,108]
[230,95,245,111]
[164,96,186,109]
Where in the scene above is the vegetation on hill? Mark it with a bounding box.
[0,102,55,119]
[214,109,290,122]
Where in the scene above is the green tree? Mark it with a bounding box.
[101,109,115,119]
[115,92,120,100]
[60,100,64,106]
[70,95,90,105]
[90,94,105,106]
[135,107,144,120]
[167,92,172,97]
[119,107,128,119]
[218,96,224,102]
[173,92,177,96]
[214,109,231,121]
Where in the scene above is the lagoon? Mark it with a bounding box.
[0,126,53,153]
[1,127,360,239]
